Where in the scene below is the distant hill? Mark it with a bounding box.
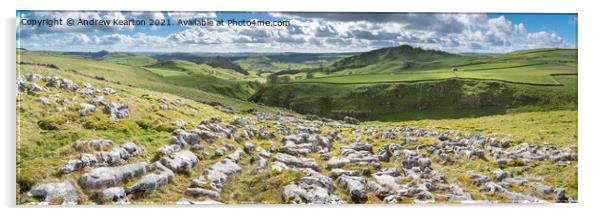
[147,60,247,81]
[152,53,249,75]
[194,56,249,75]
[61,50,157,67]
[326,45,464,73]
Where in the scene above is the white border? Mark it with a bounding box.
[3,0,601,216]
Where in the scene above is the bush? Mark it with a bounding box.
[37,115,68,130]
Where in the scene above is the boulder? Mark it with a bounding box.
[101,187,129,205]
[343,116,360,124]
[126,162,175,196]
[59,159,84,175]
[377,144,390,162]
[27,181,79,205]
[78,103,96,116]
[527,182,554,195]
[330,169,360,179]
[176,198,223,205]
[274,153,320,171]
[99,101,129,121]
[493,169,513,181]
[282,172,342,204]
[243,143,255,153]
[80,162,149,189]
[185,188,221,200]
[160,150,199,172]
[28,83,48,92]
[335,175,367,203]
[204,154,243,190]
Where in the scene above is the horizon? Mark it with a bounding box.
[18,45,576,55]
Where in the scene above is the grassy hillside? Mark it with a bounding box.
[61,51,158,67]
[252,46,577,121]
[299,64,575,85]
[101,53,157,67]
[16,48,578,204]
[234,56,275,72]
[252,77,577,121]
[18,51,277,113]
[145,60,259,99]
[148,60,250,81]
[321,47,576,77]
[16,62,246,203]
[326,45,479,74]
[15,66,578,202]
[194,56,249,75]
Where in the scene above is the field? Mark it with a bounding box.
[300,49,577,85]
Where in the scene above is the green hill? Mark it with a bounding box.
[326,45,476,74]
[234,56,275,72]
[17,51,275,112]
[252,46,578,121]
[148,60,249,81]
[101,53,158,67]
[194,56,249,75]
[145,60,258,99]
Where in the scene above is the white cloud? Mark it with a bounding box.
[17,12,576,53]
[167,12,217,20]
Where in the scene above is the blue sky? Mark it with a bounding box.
[16,11,577,53]
[487,13,577,45]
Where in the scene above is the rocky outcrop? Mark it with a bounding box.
[126,162,175,196]
[27,181,79,205]
[60,141,145,175]
[101,187,129,205]
[272,153,320,171]
[160,150,198,173]
[282,170,343,204]
[80,162,150,189]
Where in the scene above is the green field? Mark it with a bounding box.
[18,50,279,113]
[300,65,575,85]
[101,54,158,67]
[300,48,577,85]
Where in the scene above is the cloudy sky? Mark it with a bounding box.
[16,11,577,53]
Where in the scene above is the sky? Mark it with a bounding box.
[16,11,577,53]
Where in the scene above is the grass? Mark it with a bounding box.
[385,110,577,148]
[18,51,278,113]
[298,64,576,85]
[148,60,253,81]
[254,76,577,121]
[101,54,158,67]
[16,48,578,204]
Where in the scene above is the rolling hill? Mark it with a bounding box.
[252,46,578,121]
[145,60,258,99]
[325,45,476,74]
[17,50,276,112]
[62,50,158,67]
